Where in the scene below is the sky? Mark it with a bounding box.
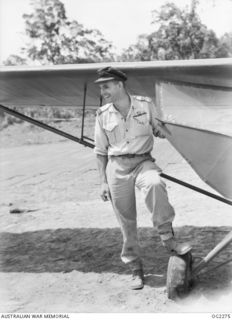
[0,0,232,64]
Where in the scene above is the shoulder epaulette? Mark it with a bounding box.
[134,95,152,103]
[96,103,111,116]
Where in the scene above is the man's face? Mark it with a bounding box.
[99,81,121,103]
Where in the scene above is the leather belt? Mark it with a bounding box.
[110,152,151,158]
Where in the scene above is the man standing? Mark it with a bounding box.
[94,67,191,290]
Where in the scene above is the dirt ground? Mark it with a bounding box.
[0,123,232,313]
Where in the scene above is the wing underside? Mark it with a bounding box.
[1,58,232,107]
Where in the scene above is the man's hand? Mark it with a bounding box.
[100,182,111,201]
[153,124,166,139]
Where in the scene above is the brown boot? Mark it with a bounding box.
[130,269,144,290]
[162,237,192,255]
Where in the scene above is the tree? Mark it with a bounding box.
[216,33,232,58]
[3,55,27,66]
[120,2,231,61]
[120,34,151,62]
[5,0,114,65]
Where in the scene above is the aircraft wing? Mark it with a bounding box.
[0,58,232,200]
[0,58,232,107]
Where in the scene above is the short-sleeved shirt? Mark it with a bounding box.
[94,95,161,156]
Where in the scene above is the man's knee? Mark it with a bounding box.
[143,171,162,189]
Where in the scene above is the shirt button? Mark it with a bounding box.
[126,129,128,132]
[126,141,129,144]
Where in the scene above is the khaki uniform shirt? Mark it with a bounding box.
[94,95,162,156]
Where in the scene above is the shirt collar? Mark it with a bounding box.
[130,95,139,114]
[108,95,135,114]
[109,103,118,113]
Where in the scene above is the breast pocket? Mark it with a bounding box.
[103,122,121,145]
[132,114,151,137]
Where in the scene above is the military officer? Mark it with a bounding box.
[94,66,191,290]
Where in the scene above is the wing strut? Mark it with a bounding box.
[160,173,232,205]
[80,83,94,143]
[0,104,231,206]
[0,104,94,148]
[80,82,87,140]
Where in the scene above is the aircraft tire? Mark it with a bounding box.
[166,252,193,300]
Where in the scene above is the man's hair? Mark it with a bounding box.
[112,79,126,88]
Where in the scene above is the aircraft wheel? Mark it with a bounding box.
[166,252,193,300]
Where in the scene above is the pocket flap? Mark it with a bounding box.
[103,122,118,132]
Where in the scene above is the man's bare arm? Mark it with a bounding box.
[96,154,111,201]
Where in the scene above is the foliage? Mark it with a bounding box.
[0,105,96,130]
[4,0,114,65]
[3,55,28,66]
[4,0,232,65]
[120,1,232,61]
[216,32,232,58]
